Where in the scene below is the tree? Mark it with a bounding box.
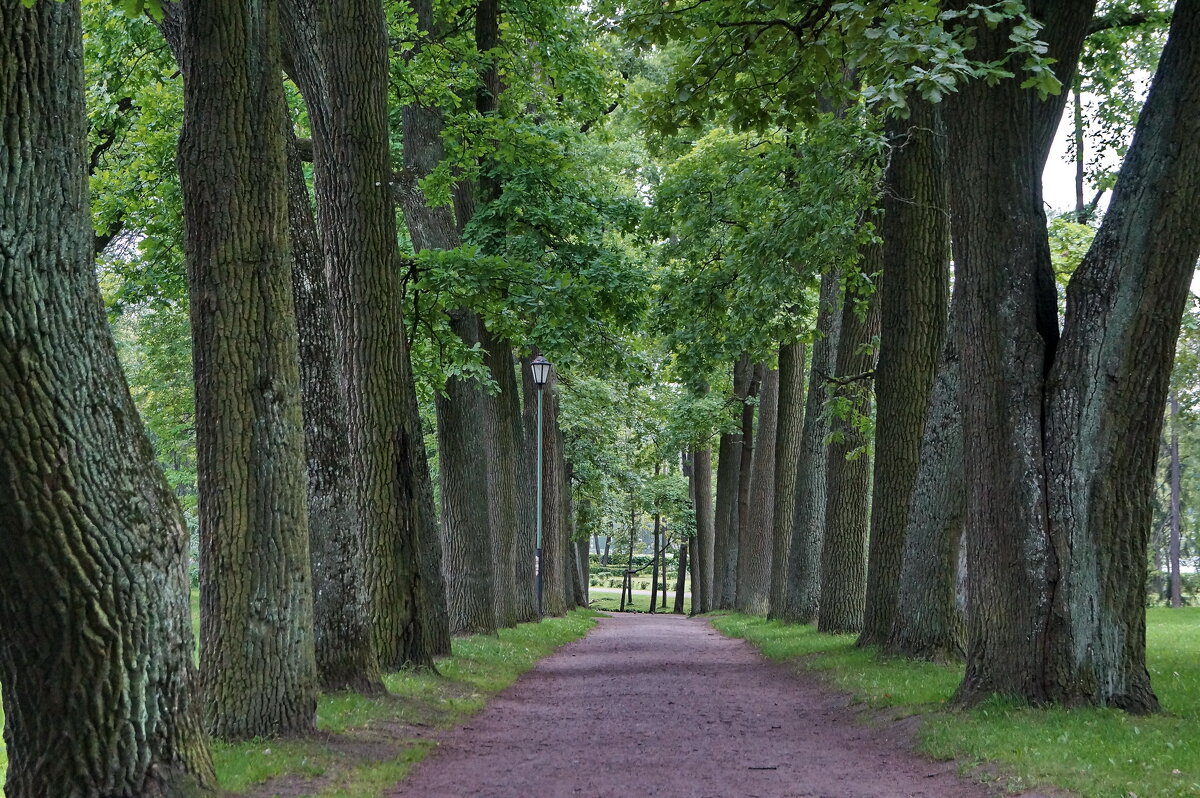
[950,0,1200,711]
[768,342,806,616]
[0,0,215,792]
[858,99,950,647]
[175,0,317,738]
[736,366,779,614]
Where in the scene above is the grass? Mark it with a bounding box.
[587,587,691,615]
[0,609,600,797]
[712,608,1200,797]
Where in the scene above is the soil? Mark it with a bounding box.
[389,613,1041,798]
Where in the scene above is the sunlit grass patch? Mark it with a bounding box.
[713,609,1200,796]
[588,588,690,615]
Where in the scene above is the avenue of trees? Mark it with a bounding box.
[2,0,1200,794]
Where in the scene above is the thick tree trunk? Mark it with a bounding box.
[729,358,762,608]
[438,314,498,635]
[859,100,950,647]
[1040,2,1200,711]
[692,446,715,612]
[177,0,317,738]
[737,367,779,615]
[713,357,751,609]
[0,2,215,791]
[886,299,965,662]
[287,134,383,693]
[483,330,537,624]
[946,0,1096,706]
[778,267,842,623]
[818,251,881,634]
[312,0,447,667]
[768,342,806,616]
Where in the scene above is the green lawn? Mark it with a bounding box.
[587,587,691,614]
[712,608,1200,797]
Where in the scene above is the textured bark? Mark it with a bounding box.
[712,358,751,609]
[177,0,317,738]
[768,342,806,616]
[859,100,950,647]
[691,447,715,613]
[724,357,763,607]
[1040,2,1200,711]
[675,539,690,614]
[736,367,779,615]
[946,0,1096,706]
[438,312,498,636]
[0,2,215,791]
[483,330,537,625]
[287,134,383,693]
[818,252,881,635]
[886,299,965,662]
[778,267,842,623]
[299,0,446,667]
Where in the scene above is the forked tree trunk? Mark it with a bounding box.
[778,267,842,623]
[737,367,779,615]
[177,0,317,738]
[886,297,965,662]
[0,2,215,791]
[818,251,881,634]
[287,133,382,693]
[769,342,806,616]
[859,99,949,647]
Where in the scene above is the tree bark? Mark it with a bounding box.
[483,329,537,625]
[818,250,881,634]
[675,539,690,614]
[177,0,317,738]
[1040,1,1200,711]
[768,342,806,616]
[287,133,383,693]
[728,357,762,608]
[691,447,715,613]
[0,1,215,791]
[777,267,842,623]
[308,0,447,666]
[945,0,1095,706]
[886,296,965,662]
[859,99,950,647]
[712,357,751,609]
[737,367,779,615]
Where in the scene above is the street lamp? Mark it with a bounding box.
[531,355,552,616]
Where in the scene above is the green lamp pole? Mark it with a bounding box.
[531,355,552,616]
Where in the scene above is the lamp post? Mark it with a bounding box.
[530,354,552,616]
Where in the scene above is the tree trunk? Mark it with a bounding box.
[438,313,498,635]
[946,0,1094,706]
[651,509,662,613]
[728,357,762,608]
[484,330,537,625]
[675,540,690,614]
[886,296,965,662]
[712,357,751,609]
[859,99,950,647]
[177,0,317,738]
[692,446,715,612]
[1170,392,1182,608]
[523,360,570,615]
[769,342,806,616]
[737,367,779,615]
[818,250,881,634]
[1039,1,1200,711]
[0,2,215,791]
[778,267,842,623]
[287,133,383,693]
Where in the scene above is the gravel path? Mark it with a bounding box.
[390,613,1003,798]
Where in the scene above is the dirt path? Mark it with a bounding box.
[390,613,1011,798]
